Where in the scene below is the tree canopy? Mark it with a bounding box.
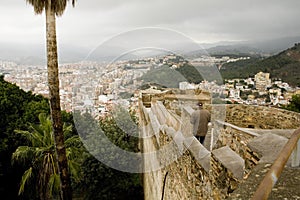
[25,0,75,16]
[12,113,83,199]
[220,44,300,87]
[284,94,300,113]
[0,75,50,199]
[0,76,144,199]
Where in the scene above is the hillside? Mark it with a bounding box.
[220,43,300,86]
[140,64,217,88]
[0,75,50,199]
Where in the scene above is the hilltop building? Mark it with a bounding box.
[254,72,271,91]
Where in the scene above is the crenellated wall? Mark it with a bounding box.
[141,101,250,200]
[140,100,212,200]
[140,95,300,200]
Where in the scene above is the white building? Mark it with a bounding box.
[229,89,240,99]
[254,72,271,91]
[179,82,195,90]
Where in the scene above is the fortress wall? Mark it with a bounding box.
[225,104,300,129]
[140,92,300,200]
[141,101,246,200]
[141,101,213,200]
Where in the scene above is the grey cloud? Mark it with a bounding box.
[1,0,300,51]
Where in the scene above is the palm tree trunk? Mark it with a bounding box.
[45,1,72,199]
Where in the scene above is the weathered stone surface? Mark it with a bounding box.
[181,106,194,137]
[141,91,300,200]
[228,164,300,200]
[212,146,245,179]
[214,124,260,175]
[244,128,296,138]
[187,138,211,172]
[248,133,288,163]
[224,104,300,129]
[151,101,167,125]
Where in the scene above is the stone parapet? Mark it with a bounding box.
[214,122,260,175]
[140,94,300,200]
[141,101,263,200]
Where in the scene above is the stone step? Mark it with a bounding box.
[247,133,288,164]
[212,146,245,180]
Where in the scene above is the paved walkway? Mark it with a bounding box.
[228,163,300,200]
[242,128,296,138]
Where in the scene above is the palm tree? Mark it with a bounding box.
[12,113,82,199]
[24,0,75,199]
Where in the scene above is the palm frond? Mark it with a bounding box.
[63,123,73,138]
[12,146,35,165]
[18,167,33,195]
[68,159,81,182]
[14,129,33,142]
[52,0,67,16]
[34,146,53,162]
[25,0,45,14]
[65,135,81,147]
[25,0,76,16]
[15,128,44,147]
[26,113,53,147]
[48,173,60,198]
[13,110,83,197]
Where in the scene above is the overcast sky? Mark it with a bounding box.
[1,0,300,51]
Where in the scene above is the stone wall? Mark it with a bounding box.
[140,96,300,200]
[141,88,211,109]
[141,100,213,200]
[141,101,246,200]
[211,146,244,200]
[225,104,300,129]
[160,140,213,200]
[214,123,260,175]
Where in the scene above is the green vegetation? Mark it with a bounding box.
[0,76,143,199]
[119,91,133,99]
[140,63,223,88]
[220,43,300,86]
[0,75,50,199]
[77,112,143,200]
[284,94,300,113]
[140,65,186,88]
[25,0,77,198]
[12,113,83,199]
[220,57,261,79]
[176,64,204,84]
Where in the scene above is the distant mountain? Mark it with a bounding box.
[0,43,43,65]
[0,43,89,65]
[245,36,300,54]
[220,43,300,87]
[201,36,300,57]
[1,36,300,65]
[207,45,263,57]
